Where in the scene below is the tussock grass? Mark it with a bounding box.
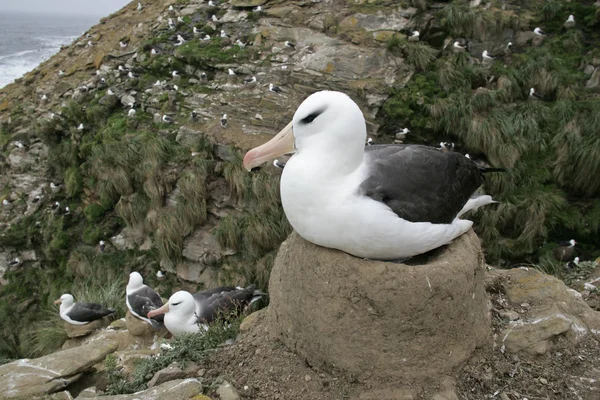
[403,41,437,71]
[116,193,150,227]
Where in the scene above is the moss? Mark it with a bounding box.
[174,38,251,67]
[84,203,106,222]
[65,166,83,197]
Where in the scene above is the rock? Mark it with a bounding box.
[109,318,127,330]
[230,0,265,6]
[216,380,240,400]
[111,226,145,250]
[489,268,600,355]
[147,362,201,388]
[75,387,97,398]
[100,378,203,400]
[0,340,117,398]
[268,230,490,381]
[182,229,222,264]
[431,376,460,400]
[64,317,111,338]
[339,11,413,32]
[585,67,600,91]
[176,126,202,148]
[125,310,157,337]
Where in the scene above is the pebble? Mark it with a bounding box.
[539,377,548,384]
[304,374,312,382]
[197,368,205,377]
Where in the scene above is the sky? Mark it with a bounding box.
[0,0,131,16]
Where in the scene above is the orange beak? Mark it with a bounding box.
[243,121,295,171]
[147,303,169,319]
[53,299,61,305]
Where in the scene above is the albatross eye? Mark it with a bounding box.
[300,110,323,124]
[172,302,182,306]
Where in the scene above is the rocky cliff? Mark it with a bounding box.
[1,0,599,367]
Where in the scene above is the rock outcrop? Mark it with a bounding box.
[97,378,204,400]
[268,230,490,381]
[0,341,117,399]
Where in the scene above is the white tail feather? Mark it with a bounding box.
[456,195,497,218]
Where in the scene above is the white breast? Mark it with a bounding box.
[280,154,474,260]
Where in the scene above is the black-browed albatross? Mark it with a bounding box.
[54,294,115,325]
[243,91,503,260]
[126,271,165,329]
[147,285,266,336]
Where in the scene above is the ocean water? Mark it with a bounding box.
[0,11,100,89]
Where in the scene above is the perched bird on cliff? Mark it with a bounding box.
[51,201,60,210]
[119,41,127,48]
[553,239,577,261]
[137,2,142,11]
[168,5,175,14]
[77,123,84,131]
[162,115,174,124]
[128,71,139,79]
[564,15,575,29]
[107,88,115,96]
[128,109,136,117]
[193,27,201,36]
[156,271,165,278]
[533,27,545,36]
[200,72,208,79]
[58,70,65,77]
[269,83,283,93]
[32,195,41,203]
[253,5,263,12]
[208,0,216,6]
[126,272,165,329]
[2,199,11,207]
[395,127,410,143]
[55,294,115,325]
[273,159,286,169]
[13,141,27,149]
[177,16,184,24]
[529,87,542,101]
[244,76,257,84]
[482,50,494,62]
[452,40,467,52]
[168,18,175,29]
[439,142,455,152]
[50,182,61,193]
[366,138,375,146]
[566,257,580,269]
[220,113,228,128]
[172,70,181,80]
[63,206,71,216]
[243,91,504,260]
[285,40,296,48]
[147,285,266,335]
[228,68,236,76]
[8,257,21,267]
[236,39,246,48]
[220,30,228,38]
[98,240,106,252]
[211,15,219,23]
[408,31,420,42]
[203,34,211,41]
[175,35,186,46]
[190,110,198,121]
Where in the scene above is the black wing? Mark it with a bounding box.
[67,302,115,322]
[359,144,483,224]
[197,285,256,324]
[193,286,237,302]
[128,286,164,323]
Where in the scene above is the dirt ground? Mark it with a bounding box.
[199,281,600,400]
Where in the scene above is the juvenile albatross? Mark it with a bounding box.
[243,91,502,260]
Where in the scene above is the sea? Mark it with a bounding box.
[0,11,101,89]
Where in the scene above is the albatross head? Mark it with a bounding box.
[54,293,74,308]
[147,291,198,335]
[243,91,366,171]
[127,271,144,293]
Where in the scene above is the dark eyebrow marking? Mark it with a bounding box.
[300,108,326,124]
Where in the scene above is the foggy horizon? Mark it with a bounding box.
[0,0,130,16]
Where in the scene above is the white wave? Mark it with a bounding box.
[0,35,76,89]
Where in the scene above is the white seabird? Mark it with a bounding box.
[284,40,295,48]
[269,83,283,93]
[172,70,181,80]
[99,240,106,251]
[137,2,142,11]
[243,91,503,260]
[208,0,216,6]
[58,70,65,77]
[77,123,84,131]
[54,294,115,325]
[453,41,467,52]
[203,34,211,41]
[177,16,184,23]
[564,15,575,29]
[147,285,265,336]
[534,27,545,36]
[408,31,420,42]
[244,76,257,84]
[119,41,127,48]
[236,39,246,48]
[211,15,219,22]
[128,109,136,117]
[162,115,174,124]
[126,272,164,329]
[254,5,263,12]
[228,68,236,76]
[220,30,228,38]
[482,50,494,61]
[220,113,228,127]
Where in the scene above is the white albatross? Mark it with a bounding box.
[243,91,503,260]
[147,285,265,336]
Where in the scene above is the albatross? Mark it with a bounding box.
[54,294,115,325]
[126,272,164,329]
[147,285,265,335]
[243,91,502,260]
